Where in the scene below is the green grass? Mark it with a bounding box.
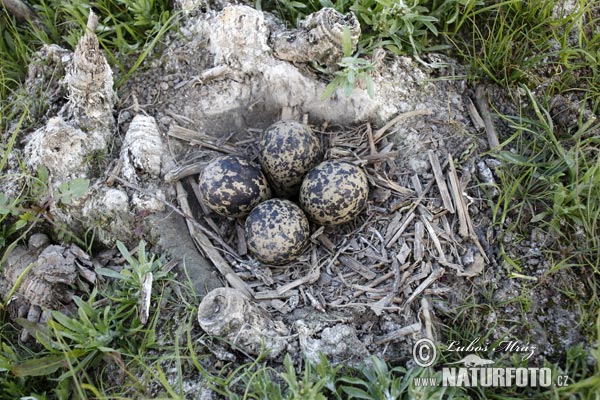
[449,0,600,109]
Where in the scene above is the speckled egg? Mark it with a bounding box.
[245,199,310,265]
[258,120,322,198]
[299,160,369,225]
[199,155,272,217]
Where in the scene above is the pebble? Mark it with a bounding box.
[527,258,540,266]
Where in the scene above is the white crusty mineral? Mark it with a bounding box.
[63,11,115,132]
[25,117,103,183]
[297,321,368,365]
[0,234,93,341]
[25,11,115,185]
[200,5,375,125]
[120,114,164,182]
[197,287,289,358]
[272,7,360,68]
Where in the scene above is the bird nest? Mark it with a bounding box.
[166,108,488,364]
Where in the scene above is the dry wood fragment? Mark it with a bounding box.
[411,174,423,194]
[406,262,430,285]
[387,162,445,241]
[420,216,447,262]
[164,162,207,183]
[447,156,490,263]
[429,218,455,244]
[400,260,419,272]
[349,284,390,294]
[305,289,326,313]
[369,256,401,316]
[316,233,335,252]
[447,155,469,238]
[280,106,294,120]
[366,123,377,156]
[424,287,452,296]
[186,176,212,216]
[235,223,247,256]
[175,182,252,298]
[168,125,241,154]
[474,86,500,149]
[428,150,455,213]
[254,289,299,300]
[339,255,376,280]
[139,272,153,325]
[438,258,464,274]
[165,111,195,125]
[385,212,404,243]
[371,174,413,196]
[440,215,455,243]
[310,246,318,269]
[358,151,401,164]
[402,267,444,309]
[396,242,411,264]
[105,159,122,187]
[311,226,325,241]
[374,322,421,345]
[413,221,424,261]
[386,212,416,248]
[373,109,433,142]
[352,271,395,298]
[420,297,434,341]
[276,267,320,295]
[466,97,486,132]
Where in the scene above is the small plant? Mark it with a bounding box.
[351,0,441,54]
[55,178,90,206]
[338,356,406,399]
[280,354,334,399]
[97,240,169,302]
[2,240,174,397]
[321,27,375,99]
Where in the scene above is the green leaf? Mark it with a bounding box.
[0,194,11,215]
[12,354,66,377]
[96,266,126,280]
[322,79,340,100]
[288,1,307,8]
[37,165,49,183]
[51,311,85,333]
[347,68,355,85]
[117,240,137,266]
[0,356,11,371]
[342,26,352,56]
[365,75,375,98]
[341,386,373,399]
[57,178,90,205]
[13,218,27,230]
[338,376,367,385]
[344,79,354,96]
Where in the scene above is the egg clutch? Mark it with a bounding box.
[198,120,370,265]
